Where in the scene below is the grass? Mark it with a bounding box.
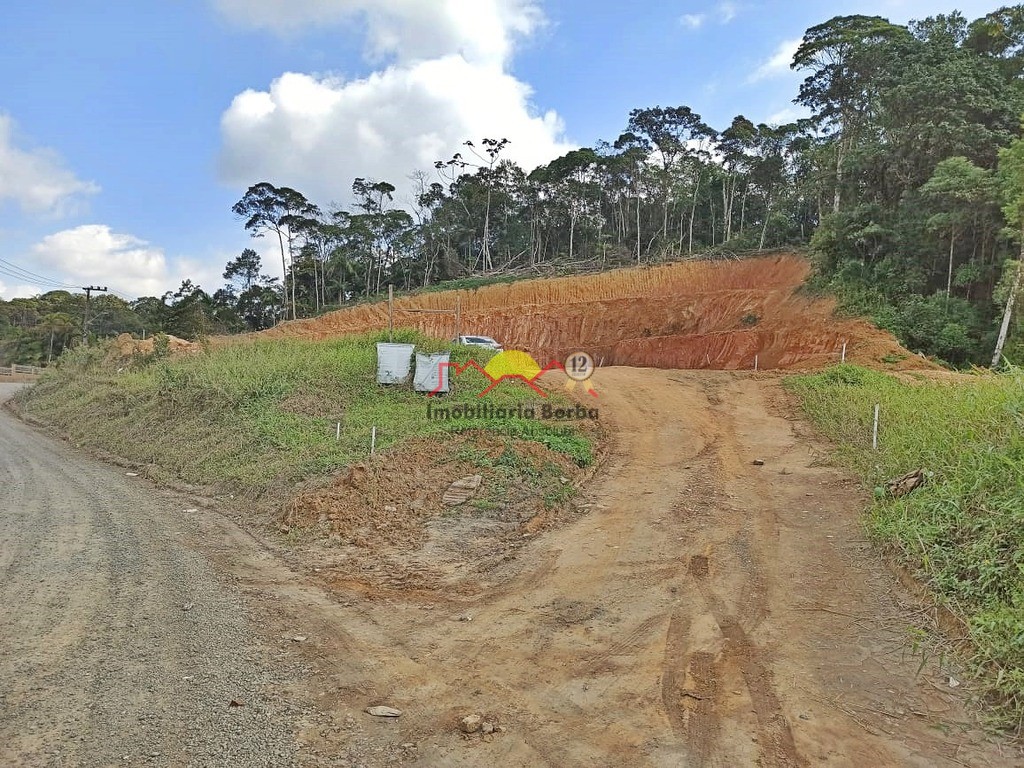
[786,364,1024,728]
[13,330,594,500]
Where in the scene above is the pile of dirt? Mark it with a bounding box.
[111,332,197,359]
[237,254,929,371]
[283,433,581,553]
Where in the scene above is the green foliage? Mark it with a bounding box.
[152,333,170,359]
[874,294,991,365]
[787,365,1024,722]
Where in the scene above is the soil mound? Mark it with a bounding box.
[111,332,197,358]
[242,254,927,370]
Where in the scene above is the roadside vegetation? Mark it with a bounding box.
[788,364,1024,728]
[11,331,595,503]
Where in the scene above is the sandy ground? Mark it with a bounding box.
[2,372,1021,767]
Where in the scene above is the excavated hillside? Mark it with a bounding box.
[245,254,926,370]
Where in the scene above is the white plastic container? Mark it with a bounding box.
[414,352,451,393]
[376,343,415,384]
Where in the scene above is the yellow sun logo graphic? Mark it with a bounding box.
[482,350,543,382]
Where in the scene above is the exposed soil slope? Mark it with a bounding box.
[246,255,927,371]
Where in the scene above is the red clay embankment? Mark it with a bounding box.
[241,254,927,370]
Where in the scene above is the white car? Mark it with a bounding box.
[457,335,503,352]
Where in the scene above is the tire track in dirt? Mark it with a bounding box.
[100,370,1021,768]
[666,377,803,767]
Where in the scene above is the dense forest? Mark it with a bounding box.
[3,8,1024,367]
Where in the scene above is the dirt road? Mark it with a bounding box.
[2,372,1020,767]
[202,369,1020,766]
[0,383,303,767]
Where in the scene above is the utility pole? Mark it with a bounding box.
[82,285,108,344]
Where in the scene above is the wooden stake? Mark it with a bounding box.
[336,422,341,441]
[455,296,462,341]
[754,354,759,371]
[371,426,377,455]
[388,285,394,342]
[841,342,847,363]
[872,404,880,450]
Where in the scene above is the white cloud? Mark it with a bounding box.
[0,279,41,301]
[748,38,802,83]
[25,225,222,300]
[0,114,99,216]
[213,0,542,67]
[680,13,706,29]
[718,1,738,23]
[765,105,810,125]
[220,59,573,206]
[217,1,572,208]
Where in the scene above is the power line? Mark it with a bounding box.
[0,257,135,301]
[0,257,82,290]
[0,265,69,290]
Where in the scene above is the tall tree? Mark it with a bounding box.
[994,129,1024,367]
[232,183,320,321]
[793,15,912,212]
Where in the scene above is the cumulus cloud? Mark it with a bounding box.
[216,0,572,207]
[748,38,802,83]
[220,58,572,206]
[27,225,222,299]
[680,3,738,32]
[214,0,542,67]
[0,114,99,216]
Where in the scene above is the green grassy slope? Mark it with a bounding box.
[12,331,594,500]
[787,365,1024,726]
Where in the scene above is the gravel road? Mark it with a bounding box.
[0,383,301,767]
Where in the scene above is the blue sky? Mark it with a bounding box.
[0,0,1001,299]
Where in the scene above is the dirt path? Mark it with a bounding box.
[194,370,1020,766]
[0,384,306,767]
[3,372,1020,767]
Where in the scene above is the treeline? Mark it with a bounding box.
[3,8,1024,367]
[221,8,1024,365]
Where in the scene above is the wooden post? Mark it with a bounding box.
[841,342,847,363]
[371,426,377,455]
[387,285,394,342]
[754,354,759,372]
[872,404,880,450]
[455,296,462,341]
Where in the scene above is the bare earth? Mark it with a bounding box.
[2,373,1021,767]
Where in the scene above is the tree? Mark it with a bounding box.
[994,130,1024,367]
[232,183,320,321]
[625,106,715,248]
[794,15,912,212]
[436,138,511,272]
[223,248,263,292]
[919,156,997,298]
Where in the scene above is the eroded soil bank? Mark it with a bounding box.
[240,255,928,372]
